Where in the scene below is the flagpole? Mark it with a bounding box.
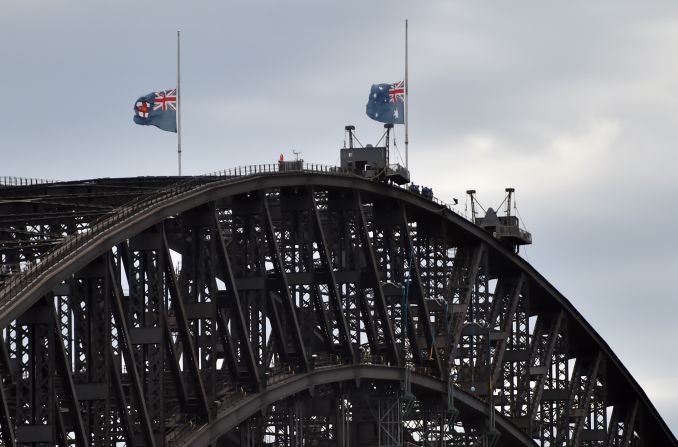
[405,19,409,170]
[177,30,182,176]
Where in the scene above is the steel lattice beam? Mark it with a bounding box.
[0,172,673,446]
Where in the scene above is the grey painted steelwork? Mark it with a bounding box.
[0,166,674,446]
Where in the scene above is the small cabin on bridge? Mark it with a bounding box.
[340,125,410,185]
[469,188,532,253]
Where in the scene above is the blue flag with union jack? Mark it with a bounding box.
[133,89,177,133]
[366,81,404,125]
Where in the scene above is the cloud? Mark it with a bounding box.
[412,118,621,205]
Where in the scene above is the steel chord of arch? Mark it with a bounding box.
[0,172,674,446]
[177,364,538,447]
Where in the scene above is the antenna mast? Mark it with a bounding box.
[177,30,182,176]
[505,187,514,218]
[466,190,477,223]
[384,123,393,166]
[345,125,355,149]
[404,19,409,169]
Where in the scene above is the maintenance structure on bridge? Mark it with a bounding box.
[0,161,675,446]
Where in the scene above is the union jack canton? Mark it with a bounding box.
[133,89,178,133]
[366,81,405,125]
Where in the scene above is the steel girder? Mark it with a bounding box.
[0,172,674,446]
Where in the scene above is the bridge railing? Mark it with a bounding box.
[0,163,460,312]
[0,176,59,187]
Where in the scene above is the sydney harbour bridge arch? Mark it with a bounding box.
[0,165,675,446]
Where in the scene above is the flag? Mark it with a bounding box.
[133,89,177,133]
[365,81,405,124]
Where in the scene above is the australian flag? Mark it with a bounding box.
[133,89,177,133]
[366,81,405,124]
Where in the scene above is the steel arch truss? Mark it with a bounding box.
[0,176,674,446]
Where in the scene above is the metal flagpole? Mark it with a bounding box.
[177,30,182,176]
[405,19,409,170]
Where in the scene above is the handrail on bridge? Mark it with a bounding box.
[0,176,59,187]
[0,163,460,312]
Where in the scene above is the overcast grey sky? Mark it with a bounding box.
[2,0,678,435]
